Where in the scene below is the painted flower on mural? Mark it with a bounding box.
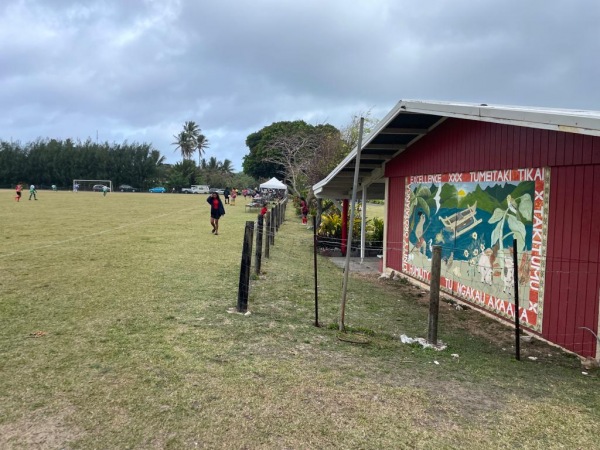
[463,249,469,258]
[472,231,478,240]
[473,249,479,256]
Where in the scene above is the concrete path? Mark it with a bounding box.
[328,257,381,274]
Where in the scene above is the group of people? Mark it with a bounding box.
[14,184,37,202]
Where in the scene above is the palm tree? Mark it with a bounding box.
[150,149,166,166]
[206,156,220,172]
[220,158,234,174]
[172,121,206,162]
[172,130,194,160]
[196,134,210,166]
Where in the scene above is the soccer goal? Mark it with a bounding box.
[73,180,113,192]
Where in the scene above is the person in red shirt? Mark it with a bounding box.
[15,183,23,202]
[207,192,226,235]
[260,203,268,216]
[300,197,309,224]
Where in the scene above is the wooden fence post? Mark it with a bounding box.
[237,221,254,312]
[270,207,275,246]
[265,211,271,258]
[255,214,263,275]
[428,245,442,345]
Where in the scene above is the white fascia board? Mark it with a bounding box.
[400,100,600,136]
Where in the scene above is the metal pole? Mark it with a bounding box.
[313,215,319,327]
[360,187,367,263]
[513,239,521,361]
[341,199,348,256]
[339,117,365,331]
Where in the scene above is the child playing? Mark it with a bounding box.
[28,184,37,200]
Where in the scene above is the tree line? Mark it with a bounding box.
[0,134,257,191]
[0,139,164,189]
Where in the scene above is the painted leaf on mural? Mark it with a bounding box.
[417,197,430,217]
[489,208,505,224]
[518,194,533,221]
[491,220,503,246]
[507,214,526,252]
[415,186,431,198]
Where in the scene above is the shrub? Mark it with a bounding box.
[370,217,384,246]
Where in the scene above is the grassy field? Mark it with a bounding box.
[0,190,599,449]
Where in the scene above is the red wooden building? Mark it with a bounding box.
[314,100,600,357]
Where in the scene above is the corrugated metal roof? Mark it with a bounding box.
[313,100,600,199]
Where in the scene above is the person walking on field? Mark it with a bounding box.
[28,184,37,201]
[207,192,226,235]
[15,184,23,202]
[231,188,237,206]
[223,187,230,204]
[300,197,309,224]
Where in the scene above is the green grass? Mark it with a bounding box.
[0,189,599,449]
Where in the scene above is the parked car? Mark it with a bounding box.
[149,187,166,193]
[181,185,210,194]
[92,184,111,192]
[118,184,137,192]
[209,188,225,195]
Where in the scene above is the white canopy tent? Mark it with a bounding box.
[259,177,287,191]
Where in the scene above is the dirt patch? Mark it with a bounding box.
[0,406,83,449]
[359,273,583,369]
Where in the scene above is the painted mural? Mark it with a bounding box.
[402,168,550,331]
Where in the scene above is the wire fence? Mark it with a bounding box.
[236,206,599,355]
[236,199,288,312]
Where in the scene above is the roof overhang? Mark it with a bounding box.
[313,99,600,200]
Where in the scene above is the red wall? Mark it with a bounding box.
[385,118,600,356]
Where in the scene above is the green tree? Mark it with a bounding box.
[242,121,314,180]
[167,160,197,190]
[220,159,234,174]
[242,120,341,196]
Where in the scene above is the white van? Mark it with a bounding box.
[191,185,210,194]
[182,185,210,194]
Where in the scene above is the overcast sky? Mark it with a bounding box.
[1,0,599,170]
